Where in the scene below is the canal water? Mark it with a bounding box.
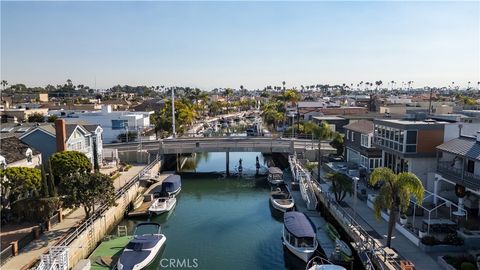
[117,152,307,270]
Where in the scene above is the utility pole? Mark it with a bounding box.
[428,87,434,115]
[171,88,176,138]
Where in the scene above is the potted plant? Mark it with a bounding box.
[400,214,408,226]
[419,228,427,238]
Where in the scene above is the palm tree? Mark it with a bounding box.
[1,80,8,91]
[223,88,233,113]
[282,81,286,91]
[326,172,353,203]
[369,168,424,248]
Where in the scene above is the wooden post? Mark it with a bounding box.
[226,151,230,176]
[11,241,18,256]
[58,208,63,222]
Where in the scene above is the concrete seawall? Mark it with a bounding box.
[67,162,160,268]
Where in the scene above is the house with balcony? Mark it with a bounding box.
[344,120,382,172]
[49,105,153,143]
[373,118,447,188]
[19,119,103,168]
[435,132,480,216]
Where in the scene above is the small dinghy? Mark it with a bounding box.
[270,184,294,212]
[334,239,353,262]
[325,223,340,240]
[117,222,166,270]
[149,196,176,215]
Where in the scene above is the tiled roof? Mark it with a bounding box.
[0,136,40,163]
[343,120,374,134]
[437,136,480,161]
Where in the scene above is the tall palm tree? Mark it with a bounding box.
[369,168,424,248]
[282,81,286,91]
[223,88,233,113]
[1,80,8,91]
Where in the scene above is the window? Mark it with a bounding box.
[406,131,417,144]
[351,132,354,142]
[85,137,90,147]
[361,134,370,148]
[112,119,128,130]
[346,131,350,140]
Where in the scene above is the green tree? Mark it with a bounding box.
[28,113,46,123]
[369,168,424,247]
[47,115,58,123]
[282,89,300,105]
[50,151,92,185]
[223,88,233,113]
[117,131,138,142]
[0,167,42,204]
[60,172,116,218]
[330,132,344,156]
[326,172,353,203]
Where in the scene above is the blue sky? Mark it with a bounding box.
[1,1,479,89]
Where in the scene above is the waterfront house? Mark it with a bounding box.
[344,120,382,173]
[20,119,103,168]
[435,131,480,216]
[0,136,42,169]
[49,105,153,143]
[373,116,447,187]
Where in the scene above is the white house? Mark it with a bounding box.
[50,105,154,143]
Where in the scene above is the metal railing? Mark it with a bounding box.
[52,157,159,249]
[437,161,480,191]
[290,155,408,270]
[0,245,13,265]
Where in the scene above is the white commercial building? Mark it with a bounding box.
[50,105,154,143]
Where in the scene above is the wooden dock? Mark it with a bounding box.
[126,173,172,217]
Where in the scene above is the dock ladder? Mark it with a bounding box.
[117,225,128,237]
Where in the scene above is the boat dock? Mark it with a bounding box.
[126,173,172,217]
[284,172,336,259]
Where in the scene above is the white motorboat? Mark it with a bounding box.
[149,196,176,215]
[306,256,347,270]
[117,222,166,270]
[270,184,294,212]
[282,212,318,262]
[268,167,284,185]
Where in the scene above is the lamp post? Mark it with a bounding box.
[171,88,176,138]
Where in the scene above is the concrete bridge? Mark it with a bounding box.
[105,137,335,154]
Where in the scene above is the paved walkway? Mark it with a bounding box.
[318,168,441,270]
[2,165,147,270]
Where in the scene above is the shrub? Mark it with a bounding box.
[460,262,476,270]
[443,255,476,270]
[421,235,440,245]
[11,197,62,222]
[444,233,464,246]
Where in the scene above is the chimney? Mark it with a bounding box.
[55,119,67,152]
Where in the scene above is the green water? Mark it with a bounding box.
[119,152,306,270]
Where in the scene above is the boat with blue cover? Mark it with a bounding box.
[161,174,181,196]
[117,223,166,270]
[282,211,318,262]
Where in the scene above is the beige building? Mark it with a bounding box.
[0,108,49,122]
